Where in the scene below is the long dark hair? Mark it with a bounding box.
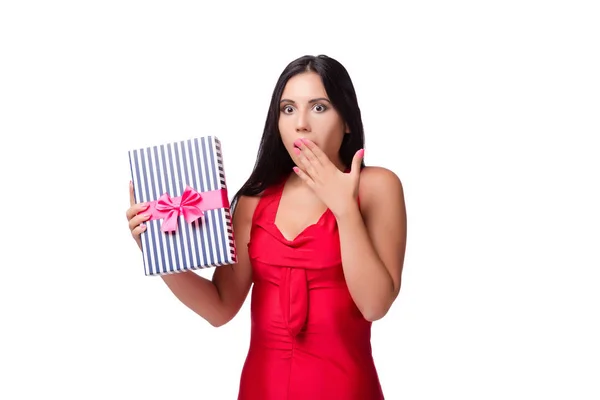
[230,54,365,212]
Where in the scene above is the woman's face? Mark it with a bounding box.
[278,71,348,170]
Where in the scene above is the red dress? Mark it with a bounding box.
[238,176,385,400]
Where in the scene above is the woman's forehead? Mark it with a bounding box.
[281,72,328,99]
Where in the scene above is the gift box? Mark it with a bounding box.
[128,136,237,276]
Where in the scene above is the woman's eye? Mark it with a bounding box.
[282,105,294,114]
[313,104,327,112]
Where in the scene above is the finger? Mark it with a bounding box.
[293,147,315,176]
[125,203,149,221]
[298,153,319,179]
[129,212,151,231]
[292,166,314,188]
[299,138,329,165]
[131,224,147,238]
[129,181,135,207]
[293,144,320,179]
[294,138,322,166]
[128,211,151,231]
[351,148,364,177]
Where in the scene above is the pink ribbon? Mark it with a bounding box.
[145,186,229,233]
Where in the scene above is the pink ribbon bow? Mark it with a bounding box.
[143,185,229,233]
[155,186,205,233]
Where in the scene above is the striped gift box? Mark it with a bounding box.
[128,136,237,276]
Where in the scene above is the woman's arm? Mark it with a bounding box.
[127,181,257,327]
[160,195,257,327]
[335,166,407,321]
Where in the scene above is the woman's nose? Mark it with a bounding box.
[295,112,311,132]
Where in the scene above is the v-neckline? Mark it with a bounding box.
[271,174,331,243]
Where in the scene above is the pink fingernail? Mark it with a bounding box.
[358,149,364,157]
[293,147,301,155]
[293,166,300,173]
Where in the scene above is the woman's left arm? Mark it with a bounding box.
[291,139,407,322]
[335,166,407,321]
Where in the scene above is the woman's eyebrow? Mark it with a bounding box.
[280,97,331,104]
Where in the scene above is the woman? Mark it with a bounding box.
[126,54,407,399]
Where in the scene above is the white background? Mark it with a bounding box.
[1,1,599,399]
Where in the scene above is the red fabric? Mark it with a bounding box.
[238,176,384,400]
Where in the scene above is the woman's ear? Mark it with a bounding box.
[344,123,350,134]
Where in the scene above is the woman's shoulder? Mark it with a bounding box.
[359,166,403,189]
[358,166,404,209]
[232,193,262,224]
[233,185,278,225]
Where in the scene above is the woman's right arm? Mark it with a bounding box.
[126,182,257,327]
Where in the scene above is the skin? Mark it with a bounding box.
[125,71,407,324]
[280,71,407,320]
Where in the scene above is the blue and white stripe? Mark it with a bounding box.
[128,136,237,276]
